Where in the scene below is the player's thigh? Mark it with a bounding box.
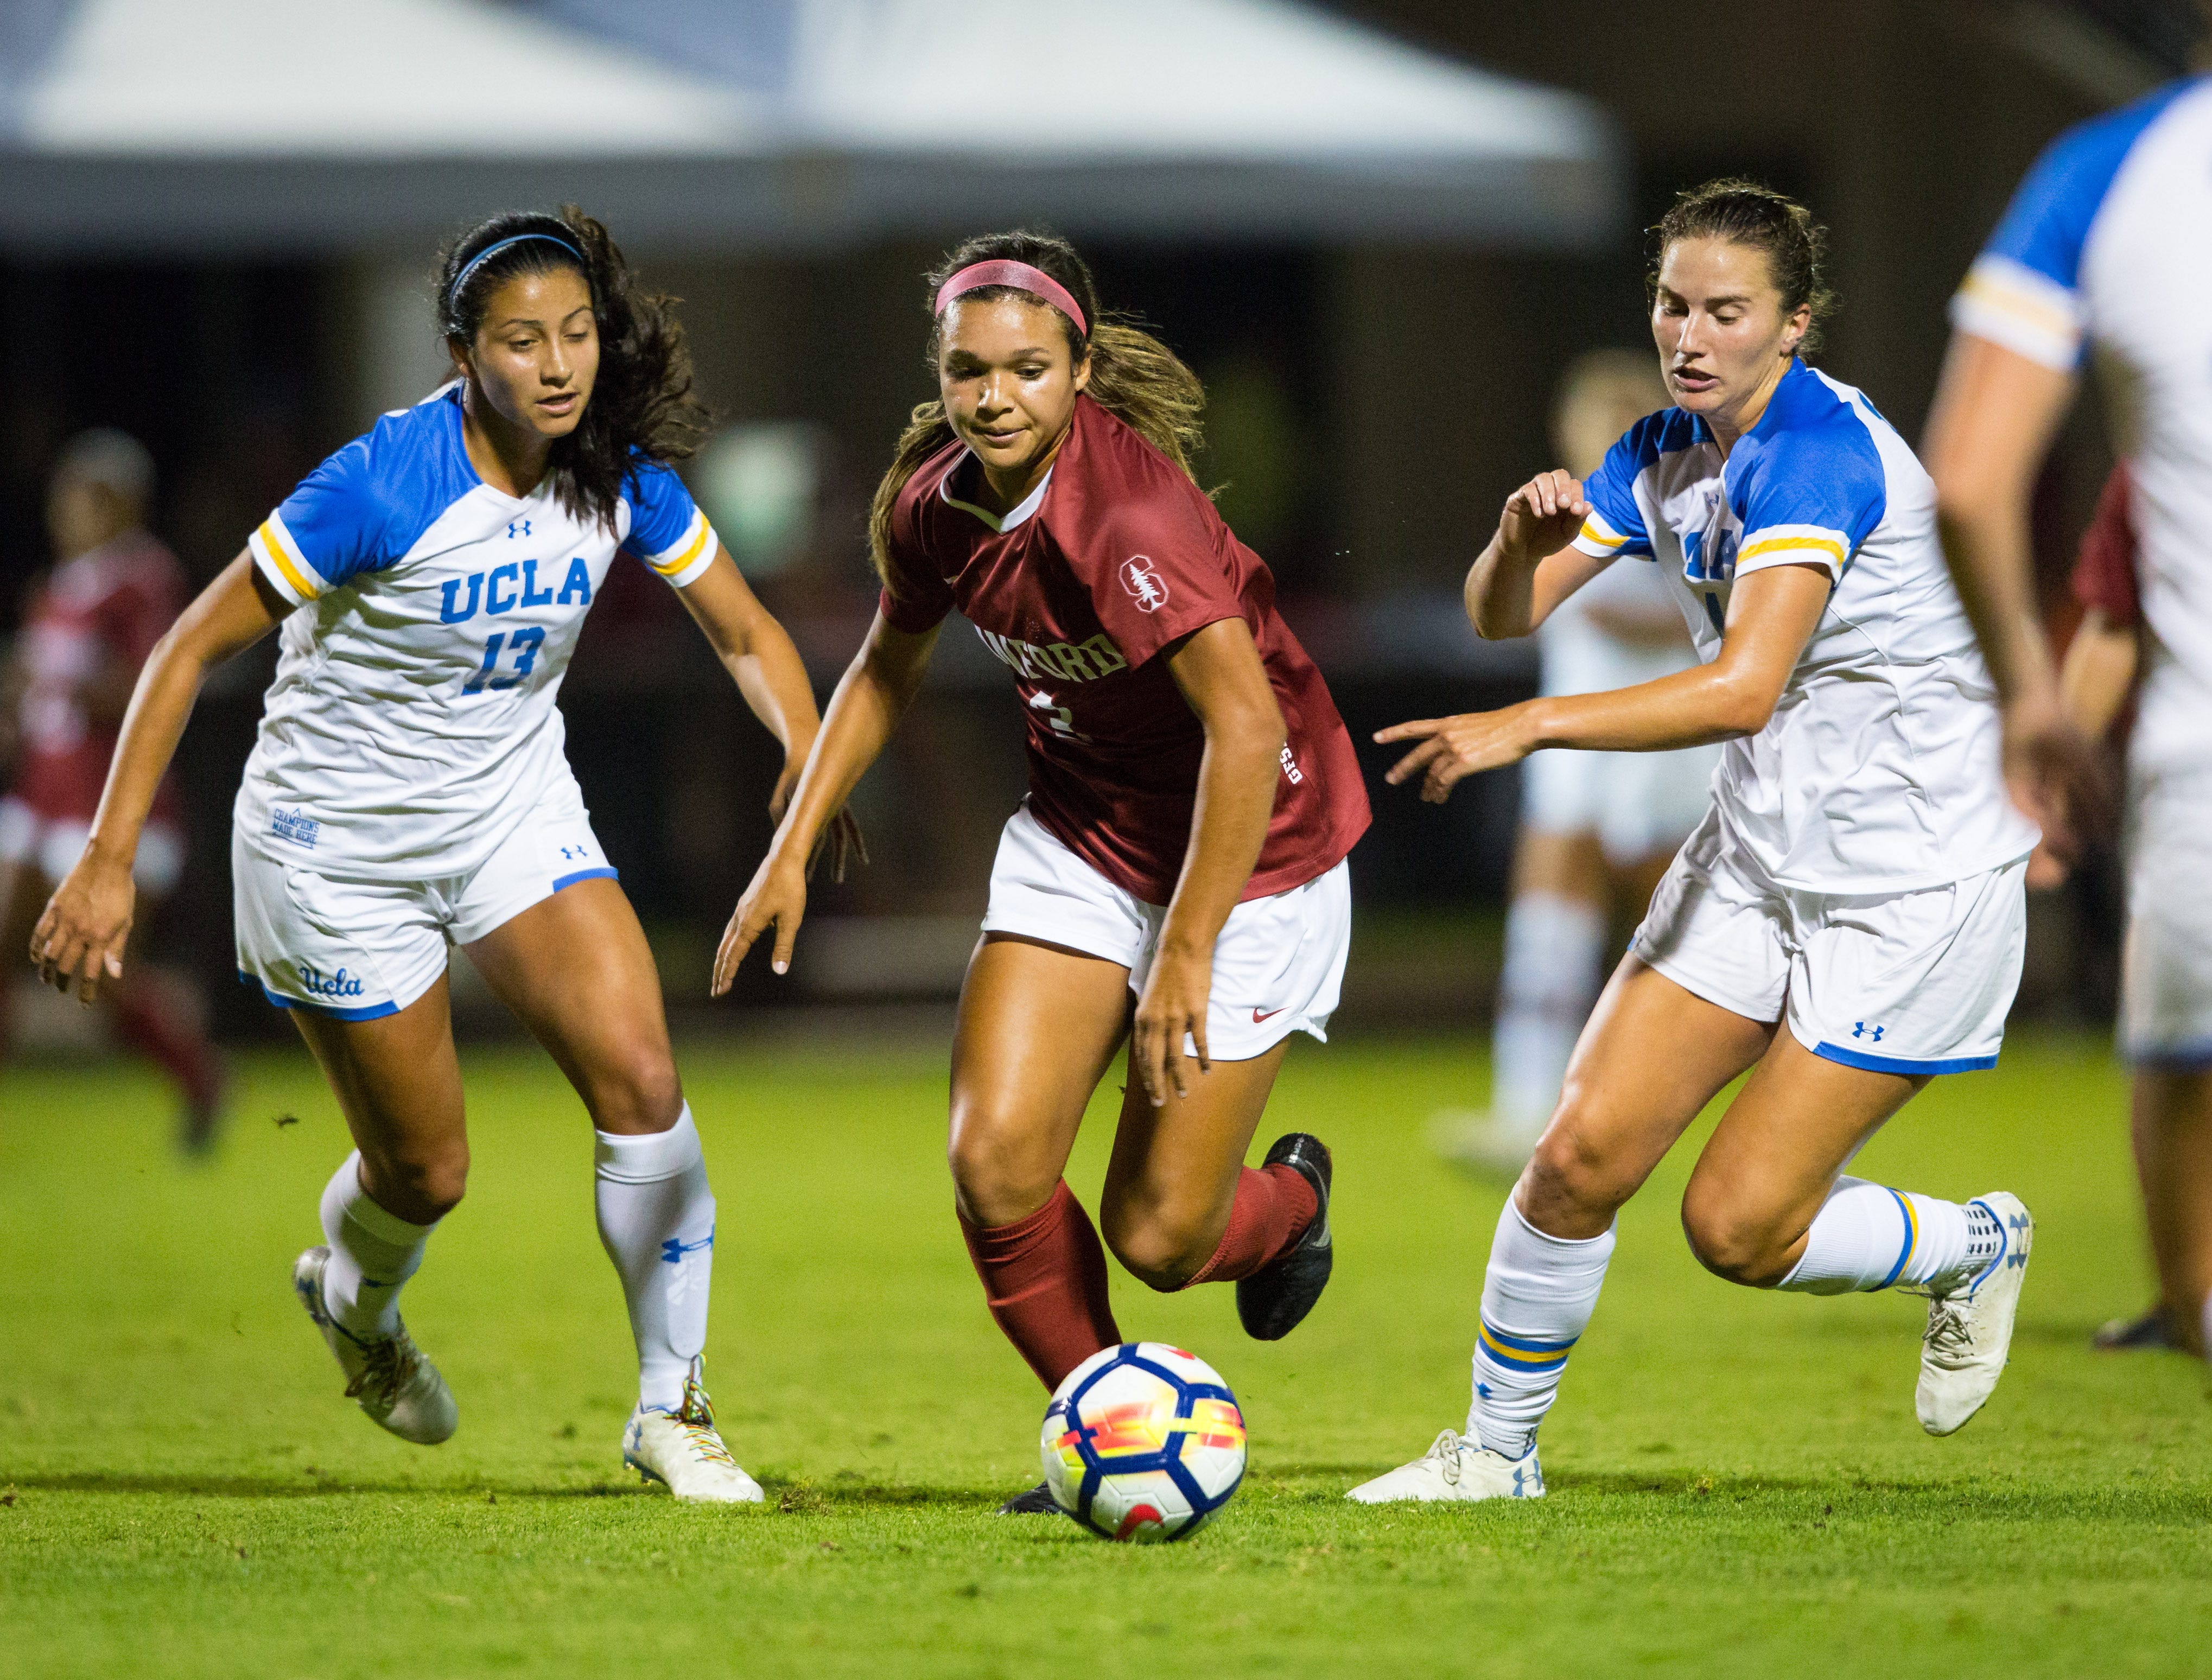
[948,934,1134,1223]
[462,876,680,1135]
[289,973,469,1221]
[1522,954,1776,1236]
[1099,1038,1291,1268]
[1681,1030,1922,1279]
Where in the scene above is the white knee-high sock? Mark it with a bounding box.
[596,1106,716,1412]
[318,1153,435,1340]
[1491,891,1606,1143]
[1468,1198,1616,1459]
[1776,1176,2003,1295]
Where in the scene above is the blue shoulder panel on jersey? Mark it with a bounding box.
[623,459,701,555]
[1583,406,1700,556]
[1981,77,2200,290]
[275,388,478,587]
[1730,363,1886,560]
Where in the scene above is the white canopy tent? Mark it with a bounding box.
[0,0,1622,253]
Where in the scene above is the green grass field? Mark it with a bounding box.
[3,1029,2208,1678]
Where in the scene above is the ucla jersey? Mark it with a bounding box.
[1571,359,2038,893]
[238,384,720,878]
[1952,75,2212,781]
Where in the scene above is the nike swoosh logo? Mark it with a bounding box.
[1252,1008,1283,1023]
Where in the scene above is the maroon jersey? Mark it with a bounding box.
[881,394,1369,904]
[9,532,186,826]
[2071,462,2138,628]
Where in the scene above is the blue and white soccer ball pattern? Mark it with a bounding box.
[1041,1342,1247,1543]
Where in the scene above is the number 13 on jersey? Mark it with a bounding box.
[463,627,546,695]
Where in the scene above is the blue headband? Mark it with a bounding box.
[450,232,586,303]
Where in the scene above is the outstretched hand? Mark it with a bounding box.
[1375,704,1536,804]
[30,850,136,1004]
[1499,470,1591,565]
[712,855,809,994]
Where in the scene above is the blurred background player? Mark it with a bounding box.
[1432,350,1718,1178]
[717,232,1368,1511]
[30,207,844,1501]
[0,429,225,1151]
[1354,182,2037,1506]
[1925,66,2212,1358]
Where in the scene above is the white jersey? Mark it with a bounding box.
[1572,359,2038,894]
[1950,75,2212,781]
[239,384,721,879]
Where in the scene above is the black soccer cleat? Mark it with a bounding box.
[995,1480,1060,1516]
[2092,1304,2180,1352]
[1236,1133,1332,1341]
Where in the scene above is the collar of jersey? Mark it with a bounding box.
[939,455,1053,533]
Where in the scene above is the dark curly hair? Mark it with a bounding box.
[868,228,1208,590]
[1651,179,1839,357]
[436,206,710,530]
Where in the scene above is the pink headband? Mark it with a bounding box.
[933,260,1088,336]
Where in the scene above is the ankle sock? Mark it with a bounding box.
[317,1152,435,1340]
[1775,1176,1992,1295]
[1469,1198,1614,1459]
[596,1106,716,1412]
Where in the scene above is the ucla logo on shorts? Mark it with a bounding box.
[298,962,366,1000]
[270,806,320,849]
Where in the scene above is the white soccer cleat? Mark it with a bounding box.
[292,1246,457,1446]
[1916,1192,2035,1437]
[1345,1429,1544,1504]
[623,1364,764,1504]
[1427,1109,1539,1182]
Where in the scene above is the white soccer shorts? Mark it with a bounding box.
[1522,619,1719,862]
[1631,811,2027,1074]
[232,772,615,1021]
[981,801,1351,1062]
[0,797,185,896]
[2121,767,2212,1067]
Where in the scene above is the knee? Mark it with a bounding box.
[1522,1097,1638,1231]
[1098,1195,1216,1293]
[1679,1185,1793,1287]
[362,1141,468,1225]
[946,1098,1059,1229]
[583,1048,684,1136]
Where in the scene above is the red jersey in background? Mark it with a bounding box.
[9,532,187,827]
[2072,462,2139,628]
[881,394,1369,905]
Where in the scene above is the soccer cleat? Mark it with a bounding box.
[995,1481,1060,1515]
[1915,1192,2034,1437]
[2092,1304,2179,1352]
[292,1246,456,1446]
[622,1363,764,1504]
[1345,1429,1544,1504]
[1236,1134,1333,1341]
[1427,1108,1539,1182]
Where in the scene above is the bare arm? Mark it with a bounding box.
[1130,617,1287,1106]
[31,552,285,1000]
[2058,606,2138,741]
[711,612,938,990]
[1464,468,1614,640]
[1378,562,1831,804]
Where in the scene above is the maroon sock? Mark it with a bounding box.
[959,1180,1123,1391]
[109,980,223,1108]
[1185,1164,1319,1287]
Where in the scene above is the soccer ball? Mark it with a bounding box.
[1040,1342,1247,1542]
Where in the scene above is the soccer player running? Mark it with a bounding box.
[1352,182,2038,1505]
[2,430,226,1150]
[1924,67,2212,1359]
[30,208,844,1501]
[714,232,1370,1511]
[1432,352,1720,1179]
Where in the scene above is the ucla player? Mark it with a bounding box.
[30,208,844,1500]
[1432,351,1720,1178]
[715,231,1369,1512]
[1925,68,2212,1357]
[1352,182,2037,1505]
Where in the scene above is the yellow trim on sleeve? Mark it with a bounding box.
[1956,270,2078,339]
[649,514,714,577]
[1737,535,1846,570]
[257,519,319,600]
[1577,520,1628,550]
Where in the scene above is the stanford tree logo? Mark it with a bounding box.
[1118,556,1168,613]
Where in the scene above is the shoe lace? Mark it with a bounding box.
[671,1377,738,1469]
[1423,1429,1464,1487]
[1922,1295,1974,1358]
[344,1334,418,1408]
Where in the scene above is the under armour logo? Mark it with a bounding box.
[507,520,531,538]
[560,844,589,861]
[1852,1022,1885,1042]
[1511,1465,1531,1496]
[1476,1382,1492,1399]
[660,1232,714,1264]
